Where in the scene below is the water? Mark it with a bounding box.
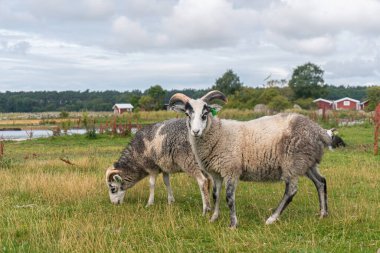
[0,129,87,141]
[0,128,138,141]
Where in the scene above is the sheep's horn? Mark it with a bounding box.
[106,167,122,182]
[201,90,228,104]
[169,93,190,106]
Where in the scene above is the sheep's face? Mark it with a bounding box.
[185,99,211,137]
[169,90,227,138]
[106,168,126,205]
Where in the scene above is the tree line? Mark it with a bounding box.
[0,62,379,113]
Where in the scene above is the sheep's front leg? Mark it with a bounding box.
[146,174,157,207]
[266,178,298,225]
[225,177,238,228]
[210,173,223,222]
[162,172,175,204]
[195,173,211,215]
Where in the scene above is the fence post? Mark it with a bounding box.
[0,141,4,158]
[374,103,380,155]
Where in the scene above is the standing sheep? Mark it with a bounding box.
[106,118,211,215]
[169,90,331,228]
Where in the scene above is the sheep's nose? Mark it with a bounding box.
[193,130,200,136]
[112,200,120,205]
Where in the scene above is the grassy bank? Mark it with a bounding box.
[0,109,373,131]
[0,125,379,252]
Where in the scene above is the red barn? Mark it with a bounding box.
[314,97,369,111]
[360,100,369,110]
[313,98,333,110]
[113,103,134,114]
[333,97,360,110]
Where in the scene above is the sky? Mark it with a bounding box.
[0,0,380,92]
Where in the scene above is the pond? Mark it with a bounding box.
[0,128,138,141]
[0,129,87,141]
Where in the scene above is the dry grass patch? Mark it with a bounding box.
[1,126,380,252]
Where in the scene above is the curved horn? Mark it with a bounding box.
[201,90,228,104]
[106,167,122,182]
[169,93,190,107]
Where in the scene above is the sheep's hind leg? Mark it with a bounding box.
[266,178,298,225]
[146,174,157,207]
[163,172,175,204]
[225,177,238,228]
[210,173,223,222]
[306,166,328,218]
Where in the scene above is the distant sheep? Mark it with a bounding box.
[327,128,346,149]
[170,90,331,228]
[106,118,211,214]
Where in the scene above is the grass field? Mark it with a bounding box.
[0,124,379,252]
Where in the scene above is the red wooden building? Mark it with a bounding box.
[112,103,134,114]
[334,97,361,110]
[313,98,333,110]
[313,97,369,111]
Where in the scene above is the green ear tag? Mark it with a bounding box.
[210,108,217,116]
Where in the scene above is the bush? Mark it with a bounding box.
[294,98,316,109]
[86,128,97,139]
[267,95,291,112]
[59,111,69,118]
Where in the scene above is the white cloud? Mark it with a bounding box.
[111,16,151,49]
[0,40,31,54]
[19,0,115,20]
[262,0,380,38]
[162,0,258,48]
[0,0,380,91]
[325,57,380,79]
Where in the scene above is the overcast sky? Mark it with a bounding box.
[1,0,379,92]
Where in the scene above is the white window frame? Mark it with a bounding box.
[343,101,350,106]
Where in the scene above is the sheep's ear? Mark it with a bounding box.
[113,174,123,183]
[209,104,223,112]
[170,103,186,113]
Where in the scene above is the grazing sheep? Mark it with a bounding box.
[169,91,331,228]
[106,118,211,214]
[326,128,346,149]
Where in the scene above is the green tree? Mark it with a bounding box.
[325,85,367,100]
[294,98,316,110]
[268,95,291,112]
[145,85,166,110]
[367,86,380,111]
[288,62,327,99]
[138,95,155,111]
[212,69,243,96]
[225,87,263,109]
[258,88,280,104]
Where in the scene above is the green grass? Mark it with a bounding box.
[0,126,380,252]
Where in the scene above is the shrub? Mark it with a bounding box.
[59,111,69,118]
[86,128,97,139]
[294,98,316,109]
[267,95,291,112]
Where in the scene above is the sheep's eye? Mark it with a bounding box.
[110,185,118,194]
[185,111,190,117]
[202,113,208,120]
